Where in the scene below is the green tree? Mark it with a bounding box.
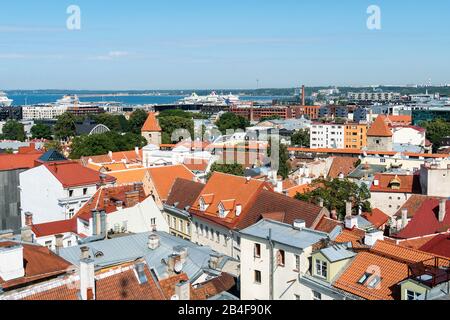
[128,109,148,134]
[216,112,250,134]
[267,142,291,180]
[31,123,53,140]
[159,109,208,120]
[54,112,76,140]
[207,163,245,179]
[420,118,450,152]
[158,116,194,144]
[69,131,147,159]
[291,129,310,147]
[295,178,372,220]
[260,115,282,121]
[44,140,63,153]
[90,114,122,132]
[2,120,26,141]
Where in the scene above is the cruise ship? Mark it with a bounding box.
[178,91,239,106]
[0,91,13,107]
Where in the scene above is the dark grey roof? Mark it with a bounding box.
[38,150,67,162]
[348,164,387,179]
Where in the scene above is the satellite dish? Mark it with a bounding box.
[174,261,183,273]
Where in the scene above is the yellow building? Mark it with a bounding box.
[344,123,368,149]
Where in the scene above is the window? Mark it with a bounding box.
[254,270,262,284]
[277,250,285,267]
[216,231,220,243]
[313,291,322,300]
[68,208,75,219]
[83,188,88,196]
[294,294,301,300]
[406,290,421,301]
[151,218,156,226]
[69,190,74,197]
[45,241,52,249]
[179,220,184,233]
[254,243,261,258]
[187,223,191,234]
[67,240,72,247]
[295,255,301,272]
[315,260,328,278]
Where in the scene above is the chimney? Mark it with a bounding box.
[80,246,90,260]
[0,245,25,281]
[293,219,306,230]
[302,85,306,106]
[345,215,358,230]
[275,180,283,194]
[175,281,191,300]
[125,191,140,207]
[318,198,324,208]
[167,254,181,275]
[401,208,409,229]
[55,234,64,254]
[21,226,33,243]
[345,201,353,218]
[148,233,160,250]
[364,230,384,246]
[79,258,95,301]
[236,204,242,216]
[24,212,33,226]
[439,199,447,223]
[209,253,222,270]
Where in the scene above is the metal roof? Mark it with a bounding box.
[239,219,328,250]
[59,231,227,280]
[319,244,356,263]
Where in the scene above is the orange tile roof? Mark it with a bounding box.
[0,241,72,290]
[0,153,43,171]
[367,116,393,137]
[285,183,316,198]
[315,216,342,233]
[108,168,148,185]
[396,234,441,250]
[191,172,268,226]
[383,115,412,125]
[147,165,195,201]
[370,173,422,194]
[183,158,209,172]
[44,161,116,188]
[142,112,162,132]
[394,194,431,218]
[334,251,409,300]
[362,209,390,229]
[110,150,142,163]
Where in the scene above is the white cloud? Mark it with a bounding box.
[90,51,130,61]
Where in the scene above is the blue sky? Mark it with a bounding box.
[0,0,449,90]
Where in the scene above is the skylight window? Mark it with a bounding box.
[358,272,382,289]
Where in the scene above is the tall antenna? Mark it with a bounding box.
[256,79,260,90]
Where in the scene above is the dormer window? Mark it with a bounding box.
[199,194,214,212]
[218,199,235,218]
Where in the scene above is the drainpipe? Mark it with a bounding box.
[267,228,274,300]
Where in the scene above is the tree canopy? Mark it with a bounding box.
[128,109,148,134]
[216,112,250,134]
[158,116,194,144]
[207,163,245,179]
[31,123,53,140]
[295,178,372,220]
[291,129,310,147]
[420,118,450,152]
[1,120,26,142]
[54,112,77,140]
[69,131,147,159]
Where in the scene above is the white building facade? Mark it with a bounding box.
[310,123,345,149]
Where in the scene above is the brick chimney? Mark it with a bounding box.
[439,199,447,223]
[24,212,33,226]
[79,258,95,301]
[125,190,140,208]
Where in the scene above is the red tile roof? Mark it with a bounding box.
[166,178,205,211]
[328,157,358,179]
[44,161,116,188]
[0,153,42,171]
[370,173,422,194]
[394,199,450,239]
[31,219,78,237]
[394,195,430,218]
[367,116,393,137]
[0,241,72,290]
[362,209,390,229]
[142,112,162,132]
[419,233,450,259]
